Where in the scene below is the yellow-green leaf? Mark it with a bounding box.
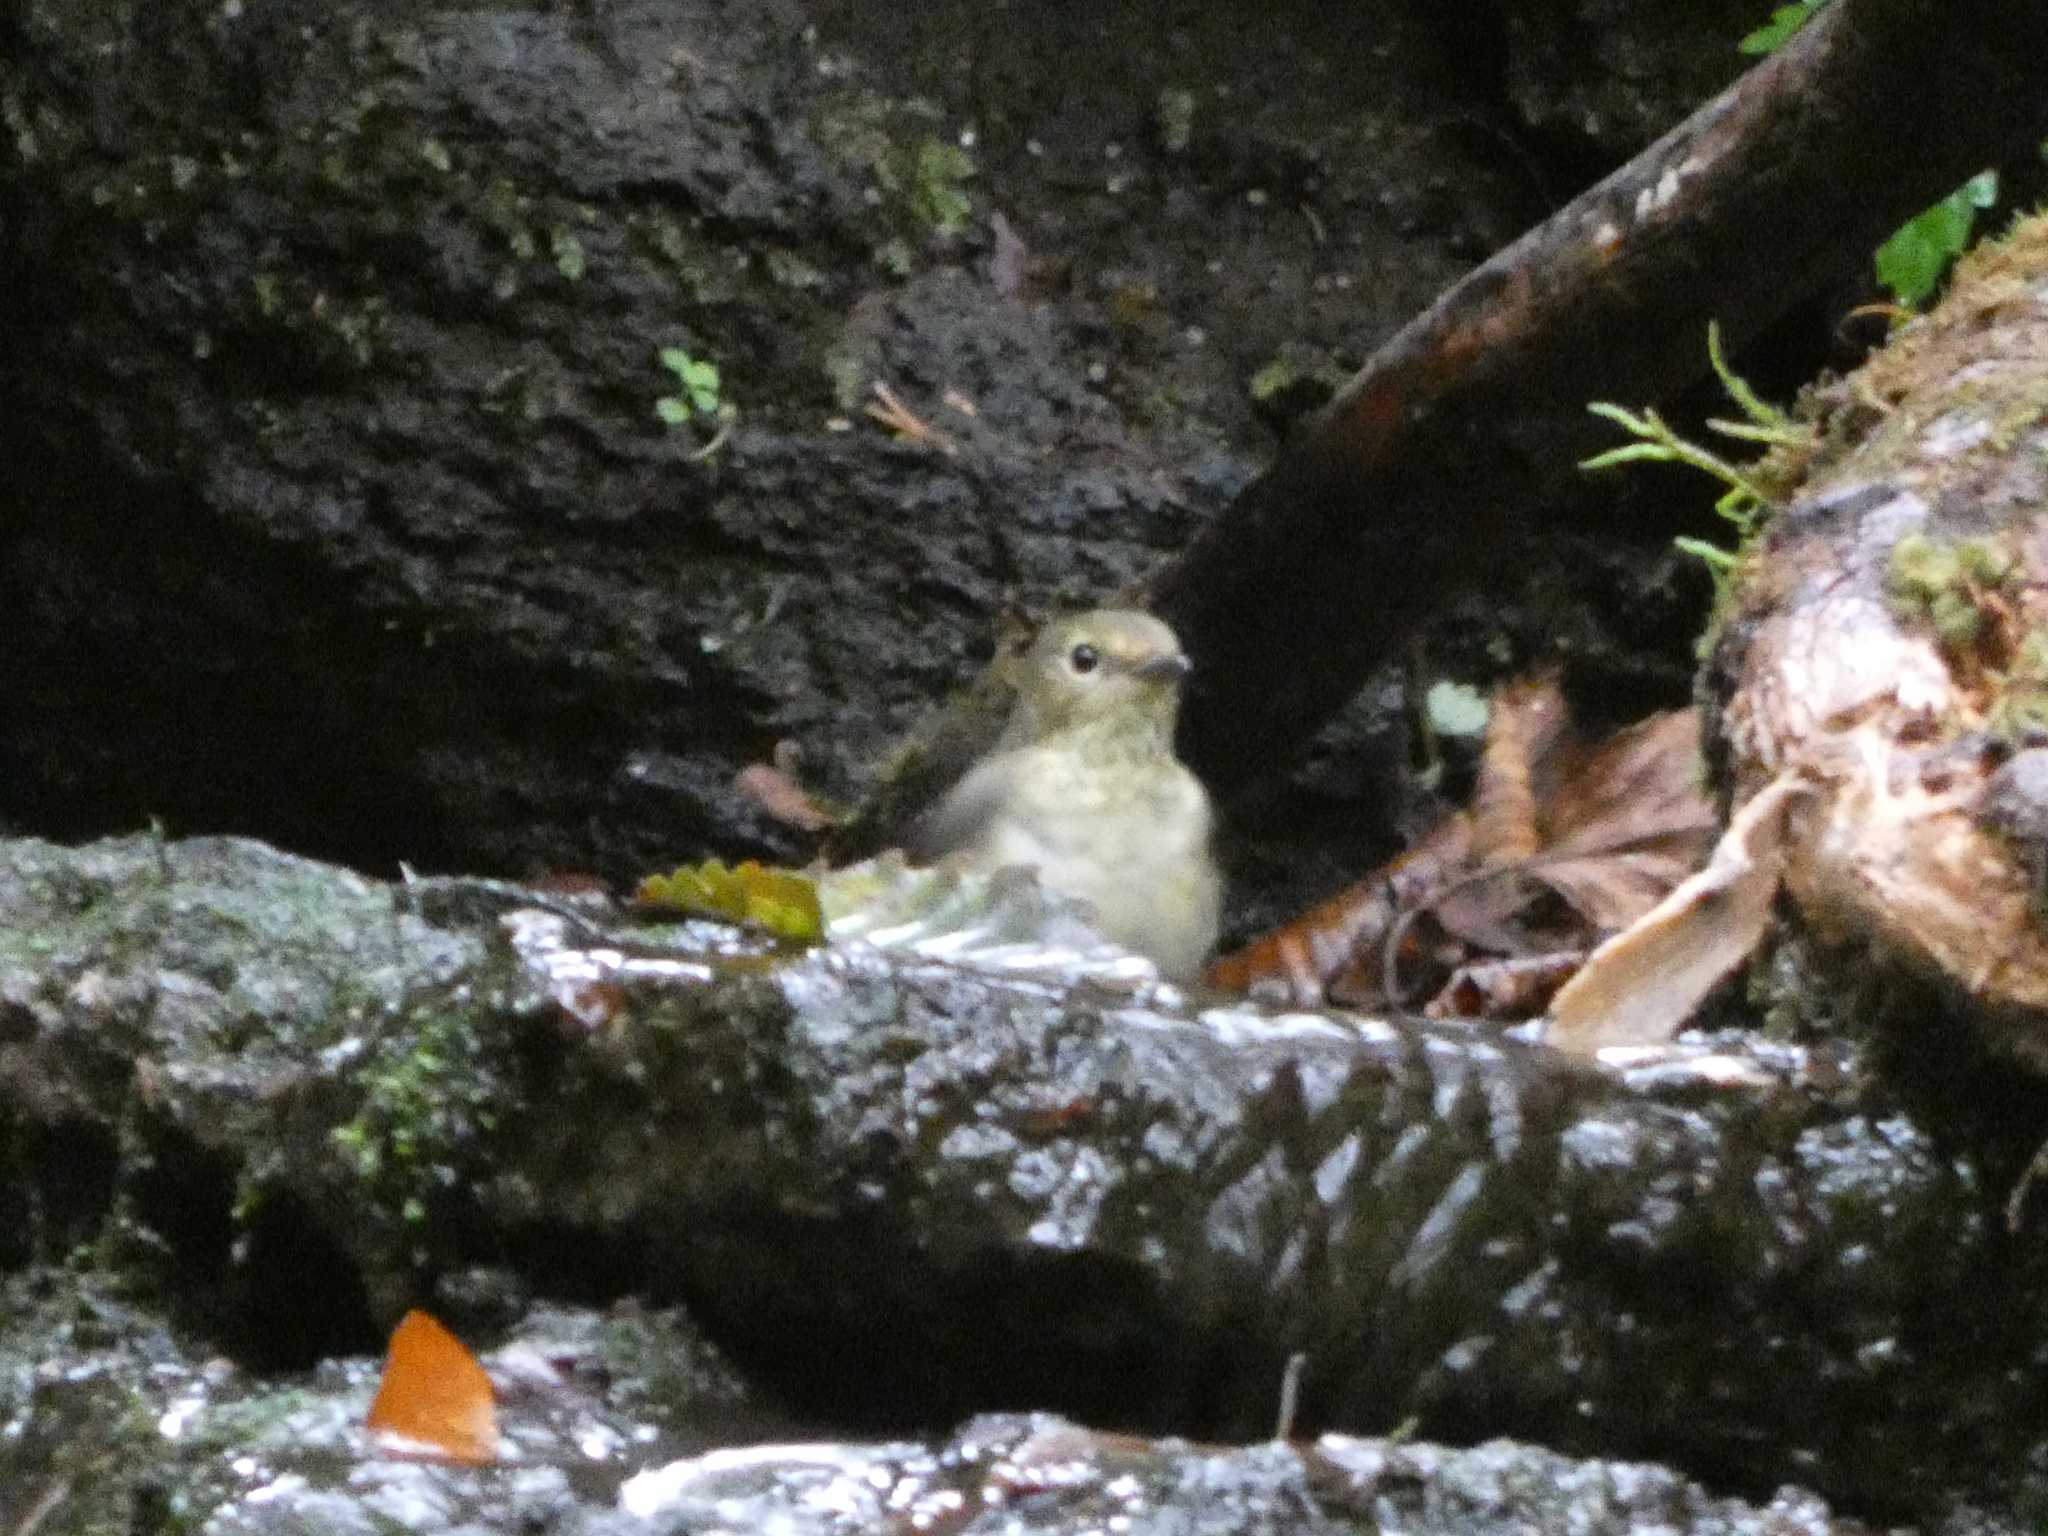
[636,859,824,943]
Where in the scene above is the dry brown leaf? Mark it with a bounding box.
[1469,675,1570,866]
[1203,814,1473,1004]
[1423,949,1587,1019]
[1546,774,1807,1056]
[1527,708,1719,931]
[1433,696,1713,953]
[1210,677,1718,1015]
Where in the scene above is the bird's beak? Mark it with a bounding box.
[1135,651,1192,683]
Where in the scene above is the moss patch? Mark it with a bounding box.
[330,998,505,1232]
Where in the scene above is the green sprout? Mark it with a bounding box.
[656,346,738,460]
[1582,321,1809,606]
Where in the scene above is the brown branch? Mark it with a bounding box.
[1148,0,2048,796]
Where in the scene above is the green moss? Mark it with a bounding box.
[1957,537,2016,586]
[1989,628,2048,738]
[483,176,537,258]
[330,1000,502,1233]
[1929,587,1984,648]
[1247,346,1351,416]
[1990,689,2048,739]
[888,139,975,237]
[1885,532,2020,660]
[872,236,914,275]
[822,343,867,411]
[3,86,44,161]
[1988,381,2048,452]
[811,89,978,257]
[549,226,587,282]
[766,248,825,290]
[179,1385,332,1458]
[1883,531,2048,742]
[480,365,542,423]
[808,87,900,176]
[627,212,753,306]
[318,295,388,369]
[1155,87,1196,154]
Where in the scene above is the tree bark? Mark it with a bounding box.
[1704,212,2048,1056]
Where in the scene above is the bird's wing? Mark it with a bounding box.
[907,752,1027,862]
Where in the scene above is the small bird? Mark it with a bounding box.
[912,609,1222,979]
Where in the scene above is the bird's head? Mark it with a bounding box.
[1001,609,1193,749]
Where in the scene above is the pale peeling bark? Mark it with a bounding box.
[1706,214,2048,1056]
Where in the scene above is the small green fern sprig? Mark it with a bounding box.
[1582,321,1809,595]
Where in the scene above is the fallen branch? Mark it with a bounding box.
[1148,0,2048,795]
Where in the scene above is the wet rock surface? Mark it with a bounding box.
[4,831,2048,1528]
[2,1307,1872,1536]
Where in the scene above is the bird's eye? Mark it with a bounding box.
[1069,643,1100,675]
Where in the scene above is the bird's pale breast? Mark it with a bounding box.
[966,747,1220,978]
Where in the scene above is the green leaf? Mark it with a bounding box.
[1737,0,1824,54]
[1585,401,1657,436]
[656,348,725,419]
[681,359,721,413]
[637,859,824,943]
[1876,171,1998,307]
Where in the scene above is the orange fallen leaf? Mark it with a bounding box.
[366,1309,500,1465]
[1204,814,1472,1004]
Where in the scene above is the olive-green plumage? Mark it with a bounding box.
[912,610,1222,979]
